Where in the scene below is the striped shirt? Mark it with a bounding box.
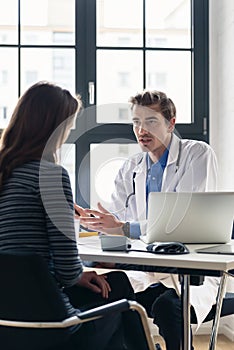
[0,160,83,317]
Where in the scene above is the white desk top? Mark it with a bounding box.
[77,237,234,274]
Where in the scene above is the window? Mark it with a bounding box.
[148,72,167,91]
[25,71,38,85]
[96,0,192,123]
[74,0,209,207]
[0,0,76,125]
[0,0,209,207]
[118,72,130,87]
[118,108,129,121]
[0,106,8,129]
[0,106,7,119]
[0,70,8,85]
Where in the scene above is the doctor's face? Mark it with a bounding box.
[132,104,175,159]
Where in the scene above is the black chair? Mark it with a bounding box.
[0,251,156,350]
[203,283,234,350]
[203,292,234,323]
[203,222,234,350]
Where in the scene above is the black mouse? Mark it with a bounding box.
[146,242,189,255]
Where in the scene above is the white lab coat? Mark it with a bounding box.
[109,133,220,328]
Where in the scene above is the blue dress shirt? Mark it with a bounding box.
[130,149,169,238]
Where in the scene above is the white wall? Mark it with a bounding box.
[210,0,234,191]
[209,0,234,340]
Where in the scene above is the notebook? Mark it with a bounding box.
[140,192,234,244]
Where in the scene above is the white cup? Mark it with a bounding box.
[74,219,80,241]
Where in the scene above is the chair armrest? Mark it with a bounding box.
[77,299,130,320]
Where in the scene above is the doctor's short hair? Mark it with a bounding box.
[129,90,176,121]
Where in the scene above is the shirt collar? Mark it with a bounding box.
[146,147,170,170]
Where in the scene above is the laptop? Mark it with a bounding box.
[140,192,234,244]
[196,244,234,255]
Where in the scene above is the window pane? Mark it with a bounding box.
[97,50,143,122]
[21,48,75,93]
[96,103,131,124]
[21,0,75,45]
[146,50,191,123]
[97,0,143,47]
[0,0,18,44]
[90,143,140,208]
[146,0,191,48]
[0,48,18,129]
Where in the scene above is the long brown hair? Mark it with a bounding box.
[0,81,82,188]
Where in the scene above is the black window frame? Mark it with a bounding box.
[70,0,209,207]
[0,0,209,207]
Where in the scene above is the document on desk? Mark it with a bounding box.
[77,236,101,246]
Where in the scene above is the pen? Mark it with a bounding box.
[74,207,95,217]
[74,207,80,216]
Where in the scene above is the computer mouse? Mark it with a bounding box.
[146,242,190,255]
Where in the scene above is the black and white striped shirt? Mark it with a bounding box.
[0,160,83,317]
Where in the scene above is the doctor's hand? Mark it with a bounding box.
[79,202,124,235]
[76,271,111,299]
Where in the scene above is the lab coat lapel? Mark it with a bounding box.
[161,133,181,191]
[133,154,148,221]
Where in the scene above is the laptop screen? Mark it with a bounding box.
[142,192,234,244]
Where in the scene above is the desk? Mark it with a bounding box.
[78,237,234,350]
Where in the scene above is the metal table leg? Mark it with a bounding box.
[180,274,191,350]
[209,273,228,350]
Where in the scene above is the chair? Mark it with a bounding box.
[0,251,156,350]
[204,282,234,350]
[203,292,234,324]
[203,222,234,350]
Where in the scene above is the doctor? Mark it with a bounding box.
[77,90,219,350]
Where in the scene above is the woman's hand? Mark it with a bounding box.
[76,271,111,298]
[79,202,124,234]
[74,203,88,219]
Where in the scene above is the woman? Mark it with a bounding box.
[0,82,148,350]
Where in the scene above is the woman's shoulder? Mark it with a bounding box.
[36,160,71,187]
[38,159,68,173]
[12,160,70,185]
[12,160,41,177]
[14,160,67,174]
